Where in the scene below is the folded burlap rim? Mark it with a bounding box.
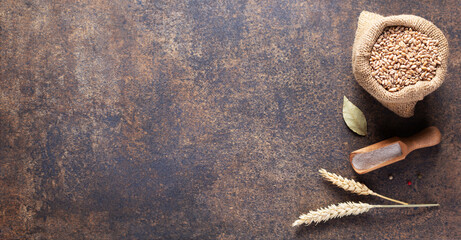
[352,11,449,117]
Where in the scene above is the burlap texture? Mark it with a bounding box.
[352,11,449,117]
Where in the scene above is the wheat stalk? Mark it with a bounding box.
[292,202,439,227]
[319,169,408,205]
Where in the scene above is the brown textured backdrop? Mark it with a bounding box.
[0,0,460,239]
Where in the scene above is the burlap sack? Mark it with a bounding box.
[352,11,449,117]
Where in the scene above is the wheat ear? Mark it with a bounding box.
[292,202,372,227]
[292,202,439,227]
[319,169,408,205]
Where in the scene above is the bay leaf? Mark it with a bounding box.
[342,96,367,136]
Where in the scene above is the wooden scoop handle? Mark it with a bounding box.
[401,126,441,153]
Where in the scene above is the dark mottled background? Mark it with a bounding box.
[0,0,460,239]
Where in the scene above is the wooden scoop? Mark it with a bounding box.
[350,126,442,174]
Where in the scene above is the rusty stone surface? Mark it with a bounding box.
[0,0,460,239]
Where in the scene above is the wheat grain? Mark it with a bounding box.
[319,169,408,205]
[292,202,439,227]
[370,26,441,92]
